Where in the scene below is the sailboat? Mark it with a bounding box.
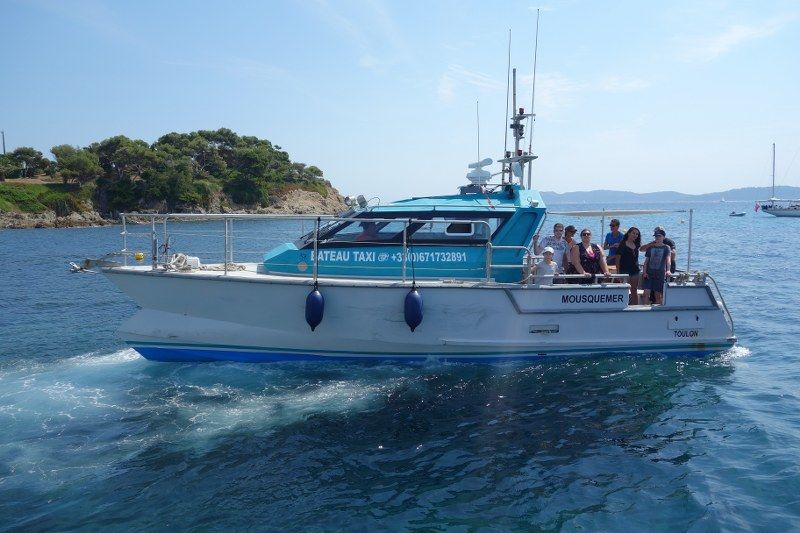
[758,143,800,217]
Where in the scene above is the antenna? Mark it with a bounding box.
[527,9,540,189]
[476,100,480,161]
[503,29,511,184]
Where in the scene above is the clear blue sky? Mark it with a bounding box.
[2,0,799,200]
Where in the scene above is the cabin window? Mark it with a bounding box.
[301,212,511,249]
[320,220,406,244]
[445,222,474,236]
[410,217,492,242]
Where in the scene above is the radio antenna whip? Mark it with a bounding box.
[476,100,480,160]
[527,9,540,189]
[503,29,511,184]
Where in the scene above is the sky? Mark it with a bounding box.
[2,0,799,201]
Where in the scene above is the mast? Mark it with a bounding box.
[502,30,512,185]
[476,100,480,161]
[512,69,519,157]
[772,142,776,199]
[499,69,536,187]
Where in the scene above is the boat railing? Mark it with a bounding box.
[485,244,534,282]
[120,213,526,280]
[703,273,735,335]
[115,213,717,293]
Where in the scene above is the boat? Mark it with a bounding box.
[84,70,736,362]
[729,211,746,217]
[758,143,800,217]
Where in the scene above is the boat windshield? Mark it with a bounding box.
[296,212,510,248]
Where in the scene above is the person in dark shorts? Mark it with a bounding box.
[641,225,677,303]
[642,228,671,304]
[615,226,641,304]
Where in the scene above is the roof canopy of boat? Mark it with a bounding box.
[294,184,546,249]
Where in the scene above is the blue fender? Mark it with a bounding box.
[305,289,324,331]
[404,288,423,332]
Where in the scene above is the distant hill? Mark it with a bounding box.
[541,186,800,204]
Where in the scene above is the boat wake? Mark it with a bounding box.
[722,344,751,360]
[64,348,142,366]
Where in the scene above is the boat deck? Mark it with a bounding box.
[107,263,708,293]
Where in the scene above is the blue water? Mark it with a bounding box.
[1,203,798,529]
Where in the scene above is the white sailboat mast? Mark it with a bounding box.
[772,142,776,199]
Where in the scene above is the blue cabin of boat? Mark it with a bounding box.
[263,184,546,282]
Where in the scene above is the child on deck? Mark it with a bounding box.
[533,247,559,285]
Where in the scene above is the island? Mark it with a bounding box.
[0,128,345,228]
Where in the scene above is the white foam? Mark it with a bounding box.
[64,348,141,366]
[178,377,402,441]
[723,345,751,359]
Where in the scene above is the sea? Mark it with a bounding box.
[1,202,798,530]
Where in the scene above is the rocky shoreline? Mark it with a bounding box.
[0,188,347,229]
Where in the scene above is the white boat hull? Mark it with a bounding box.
[104,267,736,361]
[762,208,800,217]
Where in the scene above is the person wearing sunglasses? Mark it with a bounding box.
[570,228,610,284]
[533,222,567,272]
[603,218,624,258]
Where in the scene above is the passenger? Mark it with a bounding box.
[355,221,378,242]
[641,225,676,273]
[532,246,559,285]
[570,228,610,284]
[533,223,567,272]
[615,226,641,305]
[603,218,624,258]
[562,225,579,281]
[642,228,671,304]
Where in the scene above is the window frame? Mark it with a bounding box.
[296,211,514,249]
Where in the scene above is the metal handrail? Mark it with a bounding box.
[705,273,735,335]
[485,243,533,281]
[124,213,494,279]
[118,214,712,295]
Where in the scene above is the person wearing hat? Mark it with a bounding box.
[532,246,559,285]
[642,228,671,304]
[641,225,676,273]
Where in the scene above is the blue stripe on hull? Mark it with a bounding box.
[132,343,733,363]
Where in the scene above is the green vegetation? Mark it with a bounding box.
[0,128,331,216]
[0,182,93,215]
[3,147,54,178]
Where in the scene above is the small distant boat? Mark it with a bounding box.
[729,211,746,217]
